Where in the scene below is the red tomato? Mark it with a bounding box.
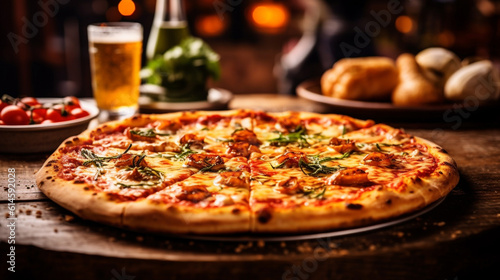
[41,119,54,124]
[63,96,80,108]
[28,108,47,124]
[0,120,4,125]
[20,97,40,107]
[33,108,47,119]
[70,108,90,119]
[46,108,65,122]
[52,104,72,116]
[0,101,8,114]
[1,105,30,125]
[46,107,75,122]
[66,105,80,112]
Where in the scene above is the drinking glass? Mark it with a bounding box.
[88,22,143,119]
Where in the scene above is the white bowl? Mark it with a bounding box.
[0,99,99,154]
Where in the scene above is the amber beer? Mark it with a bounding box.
[88,23,142,118]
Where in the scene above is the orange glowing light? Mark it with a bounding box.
[438,30,455,47]
[250,3,289,30]
[395,15,413,34]
[118,0,136,16]
[195,15,226,37]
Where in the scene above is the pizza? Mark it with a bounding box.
[36,110,459,234]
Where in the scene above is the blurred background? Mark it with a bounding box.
[1,0,500,98]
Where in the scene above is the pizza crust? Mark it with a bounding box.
[122,199,250,234]
[251,191,426,233]
[413,136,460,202]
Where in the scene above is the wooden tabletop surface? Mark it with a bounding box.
[1,94,500,280]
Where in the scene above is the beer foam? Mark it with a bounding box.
[88,25,142,43]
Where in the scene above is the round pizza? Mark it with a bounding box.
[36,110,459,234]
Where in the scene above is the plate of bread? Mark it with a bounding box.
[297,47,500,120]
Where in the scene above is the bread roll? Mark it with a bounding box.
[321,57,398,101]
[392,53,444,106]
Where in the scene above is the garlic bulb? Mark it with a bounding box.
[444,60,500,101]
[415,48,461,88]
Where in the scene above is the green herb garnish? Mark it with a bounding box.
[215,137,234,143]
[81,144,132,180]
[299,159,344,177]
[313,187,326,199]
[315,152,353,163]
[356,142,403,151]
[199,163,220,173]
[269,152,351,176]
[125,154,164,181]
[148,144,196,161]
[175,144,196,160]
[130,165,164,181]
[297,153,351,177]
[302,185,327,199]
[267,126,310,147]
[340,125,347,138]
[130,128,170,138]
[116,182,158,189]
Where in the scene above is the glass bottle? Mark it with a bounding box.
[146,0,190,61]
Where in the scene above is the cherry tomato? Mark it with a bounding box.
[0,120,4,125]
[33,108,47,119]
[63,96,80,108]
[27,108,47,124]
[70,108,90,119]
[0,101,8,114]
[46,108,66,122]
[41,119,54,125]
[1,105,30,125]
[52,104,72,116]
[20,97,40,107]
[17,97,40,111]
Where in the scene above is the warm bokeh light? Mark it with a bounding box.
[118,0,136,17]
[477,0,496,17]
[249,3,289,31]
[395,15,414,34]
[438,30,456,47]
[195,15,226,37]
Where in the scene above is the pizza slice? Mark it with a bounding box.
[36,133,198,227]
[122,155,252,234]
[248,147,383,232]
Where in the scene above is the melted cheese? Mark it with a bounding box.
[69,112,439,209]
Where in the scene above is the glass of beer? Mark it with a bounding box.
[88,22,143,120]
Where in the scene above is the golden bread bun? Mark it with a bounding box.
[321,57,398,101]
[392,53,444,106]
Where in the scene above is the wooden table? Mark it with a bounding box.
[1,94,500,280]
